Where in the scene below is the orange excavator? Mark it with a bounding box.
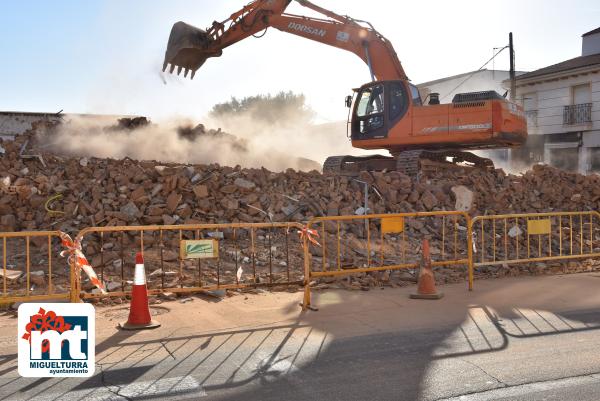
[163,0,527,175]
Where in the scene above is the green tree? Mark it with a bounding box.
[210,91,314,125]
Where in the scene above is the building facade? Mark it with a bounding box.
[417,69,525,104]
[0,111,140,141]
[512,28,600,173]
[0,111,63,141]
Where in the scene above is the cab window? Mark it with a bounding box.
[389,82,407,120]
[356,84,384,134]
[409,83,422,106]
[356,84,384,117]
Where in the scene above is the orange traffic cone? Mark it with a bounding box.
[119,252,161,330]
[410,239,444,300]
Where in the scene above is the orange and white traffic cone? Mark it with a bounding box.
[410,239,444,300]
[119,252,161,330]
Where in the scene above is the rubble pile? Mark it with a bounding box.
[176,123,248,153]
[2,129,600,301]
[3,131,600,232]
[111,116,150,131]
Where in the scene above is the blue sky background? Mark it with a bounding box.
[1,1,599,122]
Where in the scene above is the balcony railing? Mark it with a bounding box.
[563,103,592,125]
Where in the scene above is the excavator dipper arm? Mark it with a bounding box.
[163,0,407,81]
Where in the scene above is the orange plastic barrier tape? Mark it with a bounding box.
[298,227,321,247]
[59,232,106,294]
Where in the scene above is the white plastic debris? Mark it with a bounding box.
[508,226,523,238]
[355,207,370,215]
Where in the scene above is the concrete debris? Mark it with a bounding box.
[205,289,227,298]
[113,116,150,131]
[234,177,256,190]
[1,176,11,189]
[120,202,141,219]
[105,281,122,292]
[0,269,23,281]
[193,184,209,198]
[420,190,438,210]
[176,123,248,152]
[451,185,474,212]
[160,292,177,301]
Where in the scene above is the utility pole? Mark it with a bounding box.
[509,32,516,101]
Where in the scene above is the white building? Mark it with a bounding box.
[512,27,600,173]
[0,111,63,141]
[417,69,525,103]
[0,111,141,141]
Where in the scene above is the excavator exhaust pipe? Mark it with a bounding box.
[162,21,222,79]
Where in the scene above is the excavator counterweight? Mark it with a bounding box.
[163,0,527,176]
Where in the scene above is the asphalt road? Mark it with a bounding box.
[1,273,600,400]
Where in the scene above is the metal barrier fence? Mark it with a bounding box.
[3,210,600,306]
[77,222,306,300]
[0,231,75,305]
[469,211,600,277]
[302,211,473,308]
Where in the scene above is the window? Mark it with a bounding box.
[389,83,406,120]
[356,84,384,117]
[522,92,537,111]
[573,84,591,105]
[408,83,422,106]
[522,92,538,127]
[590,148,600,172]
[564,85,591,126]
[356,84,385,134]
[545,143,580,172]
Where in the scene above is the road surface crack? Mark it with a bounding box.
[459,358,507,387]
[160,340,177,360]
[98,363,134,401]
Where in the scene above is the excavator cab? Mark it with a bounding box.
[350,81,413,141]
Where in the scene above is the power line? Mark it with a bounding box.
[440,45,509,101]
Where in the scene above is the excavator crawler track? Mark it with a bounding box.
[395,150,423,176]
[324,150,495,177]
[322,155,396,175]
[322,156,349,174]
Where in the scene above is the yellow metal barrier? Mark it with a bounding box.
[302,211,473,308]
[76,222,305,300]
[4,210,598,307]
[469,211,600,280]
[0,231,76,305]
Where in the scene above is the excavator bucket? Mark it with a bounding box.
[162,21,222,79]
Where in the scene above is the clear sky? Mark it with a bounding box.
[1,0,599,123]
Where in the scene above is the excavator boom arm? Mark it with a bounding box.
[163,0,407,81]
[269,14,406,81]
